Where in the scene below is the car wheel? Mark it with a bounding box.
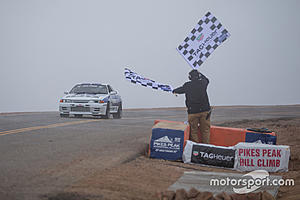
[113,104,122,119]
[74,114,83,118]
[102,103,110,119]
[60,114,69,118]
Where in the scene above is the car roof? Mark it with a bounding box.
[76,83,108,86]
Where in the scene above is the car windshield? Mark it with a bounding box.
[70,84,108,94]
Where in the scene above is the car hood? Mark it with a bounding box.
[63,93,108,100]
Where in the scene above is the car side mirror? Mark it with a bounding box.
[64,91,69,95]
[110,91,117,95]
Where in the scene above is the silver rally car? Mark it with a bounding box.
[59,83,122,119]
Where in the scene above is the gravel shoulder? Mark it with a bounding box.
[43,117,300,200]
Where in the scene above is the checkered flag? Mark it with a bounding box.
[124,68,173,92]
[177,12,230,68]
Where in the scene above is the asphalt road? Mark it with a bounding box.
[0,105,300,200]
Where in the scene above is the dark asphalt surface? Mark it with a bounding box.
[0,105,300,200]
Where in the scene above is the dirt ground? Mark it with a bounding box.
[46,117,300,200]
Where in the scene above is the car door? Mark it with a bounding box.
[107,85,120,111]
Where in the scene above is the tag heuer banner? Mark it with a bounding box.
[177,12,230,68]
[183,140,235,168]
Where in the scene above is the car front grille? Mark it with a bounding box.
[71,106,90,112]
[72,100,89,103]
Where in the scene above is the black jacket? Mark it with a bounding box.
[173,74,210,114]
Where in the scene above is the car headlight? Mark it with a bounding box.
[98,97,108,104]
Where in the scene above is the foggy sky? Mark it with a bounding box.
[1,0,300,112]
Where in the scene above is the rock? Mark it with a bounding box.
[215,192,232,200]
[187,188,200,199]
[157,191,163,200]
[261,191,275,200]
[175,189,188,200]
[247,192,262,200]
[230,193,248,200]
[196,191,213,200]
[159,191,176,200]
